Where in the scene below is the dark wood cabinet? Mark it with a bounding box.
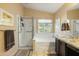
[66,45,79,56]
[55,38,66,56]
[55,38,60,55]
[55,38,79,56]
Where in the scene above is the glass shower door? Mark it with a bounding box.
[18,17,33,49]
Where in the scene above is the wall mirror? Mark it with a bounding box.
[67,3,79,38]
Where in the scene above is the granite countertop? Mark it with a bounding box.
[56,36,79,49]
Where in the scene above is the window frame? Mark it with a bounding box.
[37,19,53,33]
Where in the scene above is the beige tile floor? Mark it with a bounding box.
[15,40,56,56]
[31,40,56,56]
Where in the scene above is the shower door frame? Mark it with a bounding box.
[17,16,34,49]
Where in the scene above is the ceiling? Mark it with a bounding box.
[22,3,64,13]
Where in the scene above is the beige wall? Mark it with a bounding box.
[55,3,77,20]
[0,3,24,56]
[54,3,77,32]
[24,7,55,32]
[0,3,24,15]
[67,9,79,19]
[24,7,54,19]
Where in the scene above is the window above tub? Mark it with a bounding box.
[38,19,53,33]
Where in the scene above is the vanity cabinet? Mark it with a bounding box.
[66,45,79,56]
[55,38,79,56]
[55,38,66,56]
[55,38,59,55]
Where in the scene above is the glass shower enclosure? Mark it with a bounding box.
[17,16,34,49]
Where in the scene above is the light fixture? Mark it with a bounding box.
[61,19,70,31]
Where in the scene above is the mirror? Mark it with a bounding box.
[67,3,79,38]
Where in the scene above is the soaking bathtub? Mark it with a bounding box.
[33,33,55,55]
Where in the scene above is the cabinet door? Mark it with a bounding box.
[66,45,79,56]
[55,38,60,55]
[55,38,66,56]
[59,41,66,56]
